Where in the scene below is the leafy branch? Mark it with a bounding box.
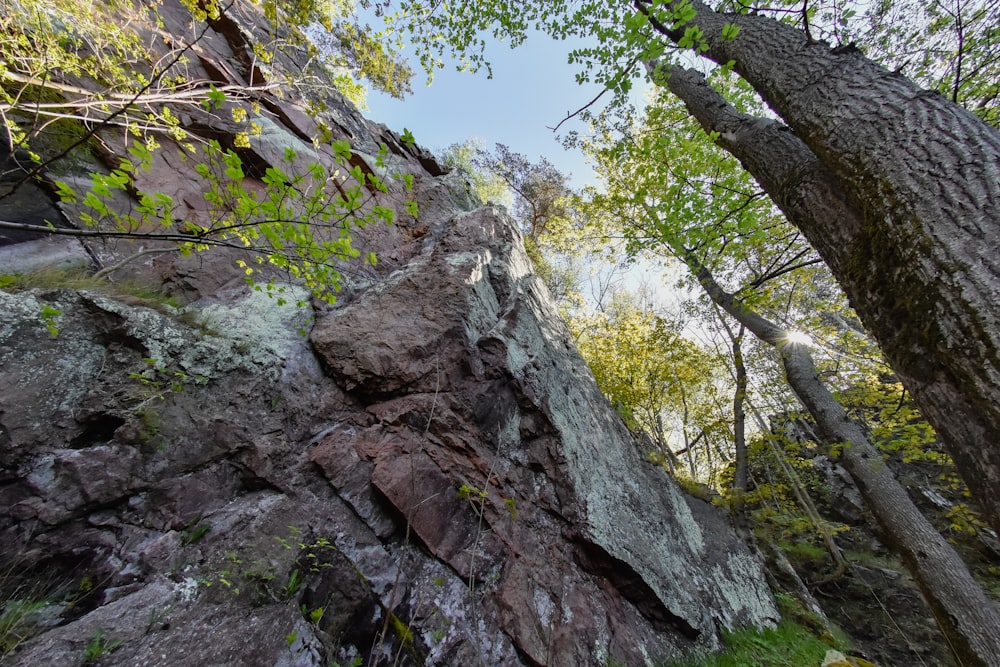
[1,0,419,303]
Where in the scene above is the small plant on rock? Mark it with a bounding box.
[0,599,49,656]
[82,628,122,665]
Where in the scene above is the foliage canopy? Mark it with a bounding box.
[0,0,416,303]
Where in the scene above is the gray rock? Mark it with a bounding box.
[0,2,777,665]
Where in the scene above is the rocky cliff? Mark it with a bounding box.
[0,3,777,665]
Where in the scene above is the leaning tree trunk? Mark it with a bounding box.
[641,0,1000,538]
[686,253,1000,667]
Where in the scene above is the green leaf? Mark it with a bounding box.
[262,166,288,187]
[39,304,61,337]
[624,11,648,33]
[82,192,109,217]
[205,84,226,109]
[223,152,244,180]
[671,0,697,27]
[678,25,704,50]
[54,180,77,204]
[332,139,352,162]
[128,143,153,170]
[721,23,741,41]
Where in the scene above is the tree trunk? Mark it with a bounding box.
[687,253,1000,667]
[730,329,748,495]
[642,0,1000,538]
[715,312,750,532]
[654,413,680,473]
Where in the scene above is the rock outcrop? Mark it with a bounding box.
[0,2,777,665]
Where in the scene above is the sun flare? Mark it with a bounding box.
[785,330,813,346]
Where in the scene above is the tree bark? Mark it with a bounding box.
[642,0,1000,539]
[713,310,750,532]
[730,325,748,514]
[686,252,1000,667]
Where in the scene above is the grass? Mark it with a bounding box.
[0,265,226,337]
[0,266,182,309]
[0,559,75,658]
[840,549,902,572]
[0,598,51,656]
[664,621,839,667]
[0,266,105,293]
[776,540,830,567]
[82,627,122,665]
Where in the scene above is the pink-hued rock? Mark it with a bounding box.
[308,205,777,665]
[0,2,776,666]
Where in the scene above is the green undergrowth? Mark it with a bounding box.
[0,559,81,658]
[777,540,830,568]
[0,266,183,308]
[664,620,839,667]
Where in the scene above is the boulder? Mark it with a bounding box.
[0,2,777,665]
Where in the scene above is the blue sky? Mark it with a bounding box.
[360,28,675,306]
[364,32,604,187]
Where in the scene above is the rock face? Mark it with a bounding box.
[0,2,777,665]
[0,208,777,667]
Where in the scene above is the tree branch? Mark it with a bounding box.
[0,0,238,202]
[548,86,610,134]
[91,247,178,280]
[548,54,641,133]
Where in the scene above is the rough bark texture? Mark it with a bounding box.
[647,0,1000,538]
[0,2,779,665]
[689,257,1000,667]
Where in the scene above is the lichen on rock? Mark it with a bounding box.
[0,2,779,664]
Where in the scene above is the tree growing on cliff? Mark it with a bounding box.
[300,0,414,105]
[438,138,510,207]
[438,140,588,309]
[373,0,1000,542]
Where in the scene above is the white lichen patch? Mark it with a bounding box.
[173,576,200,602]
[420,576,470,661]
[593,629,611,664]
[445,249,503,343]
[86,294,192,369]
[84,284,312,382]
[444,248,492,286]
[487,247,777,639]
[194,284,312,362]
[711,551,780,630]
[0,289,50,325]
[0,290,108,415]
[533,587,555,629]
